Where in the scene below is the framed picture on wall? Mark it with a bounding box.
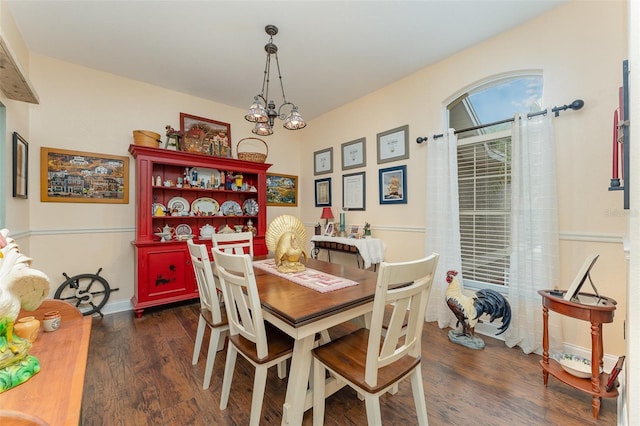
[314,147,333,175]
[315,177,332,207]
[377,124,409,164]
[40,147,129,204]
[341,137,366,170]
[266,173,298,206]
[12,132,28,199]
[379,165,407,204]
[342,171,366,211]
[180,112,232,157]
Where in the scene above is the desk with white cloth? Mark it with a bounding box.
[310,235,385,270]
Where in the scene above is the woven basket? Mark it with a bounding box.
[133,130,161,147]
[237,137,268,163]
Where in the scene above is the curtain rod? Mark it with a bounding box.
[415,99,584,144]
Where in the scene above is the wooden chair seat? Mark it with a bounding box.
[228,323,294,364]
[313,328,420,394]
[200,306,228,329]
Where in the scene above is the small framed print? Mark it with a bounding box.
[324,222,335,236]
[379,165,407,204]
[13,132,28,199]
[341,137,366,170]
[314,147,333,175]
[377,124,409,164]
[342,171,366,211]
[315,177,332,207]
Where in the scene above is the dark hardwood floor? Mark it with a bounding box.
[81,302,617,425]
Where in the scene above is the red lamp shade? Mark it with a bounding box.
[320,207,334,224]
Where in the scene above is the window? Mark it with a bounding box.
[448,74,542,290]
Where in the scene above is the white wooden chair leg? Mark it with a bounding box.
[313,360,326,426]
[388,383,399,395]
[250,366,268,426]
[203,329,221,390]
[277,360,288,379]
[411,368,429,425]
[216,330,227,351]
[192,316,206,364]
[364,394,382,426]
[220,345,237,410]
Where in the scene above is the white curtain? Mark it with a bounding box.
[424,129,461,328]
[505,112,563,354]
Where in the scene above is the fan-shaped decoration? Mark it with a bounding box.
[266,215,308,273]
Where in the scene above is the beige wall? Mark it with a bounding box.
[1,1,629,356]
[300,1,628,354]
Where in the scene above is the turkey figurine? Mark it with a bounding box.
[445,270,511,349]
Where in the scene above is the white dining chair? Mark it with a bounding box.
[211,231,254,257]
[211,247,295,426]
[187,239,229,390]
[312,253,440,426]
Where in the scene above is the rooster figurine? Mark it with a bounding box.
[445,270,511,349]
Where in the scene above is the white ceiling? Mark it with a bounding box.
[6,0,565,120]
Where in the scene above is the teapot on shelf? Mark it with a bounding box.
[199,224,215,239]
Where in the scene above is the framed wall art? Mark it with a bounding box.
[315,177,332,207]
[341,137,366,170]
[12,132,28,199]
[40,147,129,203]
[379,165,407,204]
[324,222,335,236]
[377,124,409,164]
[266,173,298,206]
[180,112,232,158]
[314,147,333,175]
[342,171,366,211]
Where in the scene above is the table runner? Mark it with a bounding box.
[252,259,358,293]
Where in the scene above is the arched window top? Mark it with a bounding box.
[448,74,543,139]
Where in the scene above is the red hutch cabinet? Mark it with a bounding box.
[129,144,271,317]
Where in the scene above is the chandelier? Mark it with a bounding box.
[245,25,306,136]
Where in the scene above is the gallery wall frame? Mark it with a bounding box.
[266,173,298,206]
[379,164,407,204]
[12,132,28,199]
[40,147,129,203]
[377,124,409,164]
[180,112,232,157]
[314,147,333,175]
[315,177,332,207]
[342,171,366,211]
[341,137,366,170]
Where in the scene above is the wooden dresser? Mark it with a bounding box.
[0,299,91,425]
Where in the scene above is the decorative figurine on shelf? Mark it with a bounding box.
[266,215,308,273]
[164,125,183,151]
[226,172,233,190]
[190,168,198,186]
[0,229,51,393]
[445,270,511,350]
[219,171,225,189]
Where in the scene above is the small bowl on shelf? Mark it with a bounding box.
[552,353,596,378]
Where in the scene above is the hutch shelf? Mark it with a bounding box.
[538,290,618,419]
[129,144,271,317]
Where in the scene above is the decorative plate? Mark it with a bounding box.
[191,197,219,216]
[175,223,192,237]
[220,200,242,216]
[243,199,259,216]
[167,197,190,214]
[152,202,166,216]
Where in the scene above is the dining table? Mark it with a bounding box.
[252,256,380,425]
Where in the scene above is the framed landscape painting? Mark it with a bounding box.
[267,173,298,206]
[40,147,129,203]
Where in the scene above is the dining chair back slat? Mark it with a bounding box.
[211,231,254,257]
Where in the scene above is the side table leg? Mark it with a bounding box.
[590,322,602,419]
[542,305,549,386]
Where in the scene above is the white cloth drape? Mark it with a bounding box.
[424,129,461,328]
[505,112,563,354]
